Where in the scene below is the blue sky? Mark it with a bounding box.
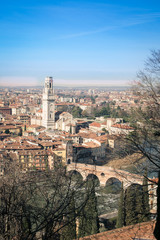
[0,0,160,86]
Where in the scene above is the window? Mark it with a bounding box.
[67,159,71,164]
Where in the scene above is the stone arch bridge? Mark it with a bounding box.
[67,163,143,189]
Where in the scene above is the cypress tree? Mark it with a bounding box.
[154,171,160,240]
[125,184,137,226]
[116,182,125,228]
[142,174,150,222]
[125,183,150,226]
[60,193,76,240]
[135,185,144,223]
[78,181,99,237]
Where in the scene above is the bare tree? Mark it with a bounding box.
[0,155,98,240]
[126,50,160,239]
[127,51,160,171]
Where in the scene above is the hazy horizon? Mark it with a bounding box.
[0,0,160,87]
[0,83,130,89]
[0,78,131,88]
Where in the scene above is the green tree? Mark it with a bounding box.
[116,182,125,228]
[125,184,137,226]
[72,106,82,118]
[124,183,149,226]
[60,193,76,240]
[5,129,10,134]
[135,185,144,223]
[142,173,150,222]
[102,128,108,133]
[117,106,121,111]
[78,182,99,237]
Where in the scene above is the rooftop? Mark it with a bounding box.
[80,221,156,240]
[111,124,134,130]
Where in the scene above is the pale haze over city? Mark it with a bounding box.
[0,0,160,86]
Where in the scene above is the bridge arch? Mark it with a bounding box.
[68,170,83,182]
[105,177,122,194]
[66,163,143,188]
[86,174,100,187]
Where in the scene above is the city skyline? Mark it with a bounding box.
[0,0,160,86]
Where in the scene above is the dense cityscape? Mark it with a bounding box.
[0,75,159,239]
[0,77,140,173]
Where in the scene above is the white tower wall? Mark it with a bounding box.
[42,77,55,129]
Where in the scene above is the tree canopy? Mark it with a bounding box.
[0,157,98,239]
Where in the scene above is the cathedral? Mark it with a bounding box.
[41,76,76,133]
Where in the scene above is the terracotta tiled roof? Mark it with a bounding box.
[79,103,92,106]
[78,132,97,139]
[89,122,101,128]
[80,221,156,240]
[149,178,158,184]
[55,103,75,106]
[83,141,99,148]
[0,133,10,137]
[101,121,107,125]
[60,111,70,115]
[52,141,63,145]
[77,120,87,124]
[39,142,55,147]
[29,124,40,128]
[0,125,20,129]
[95,135,108,143]
[37,109,42,113]
[42,136,52,141]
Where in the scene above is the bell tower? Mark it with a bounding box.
[42,76,55,129]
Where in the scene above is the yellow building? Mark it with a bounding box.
[53,147,66,166]
[17,150,52,171]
